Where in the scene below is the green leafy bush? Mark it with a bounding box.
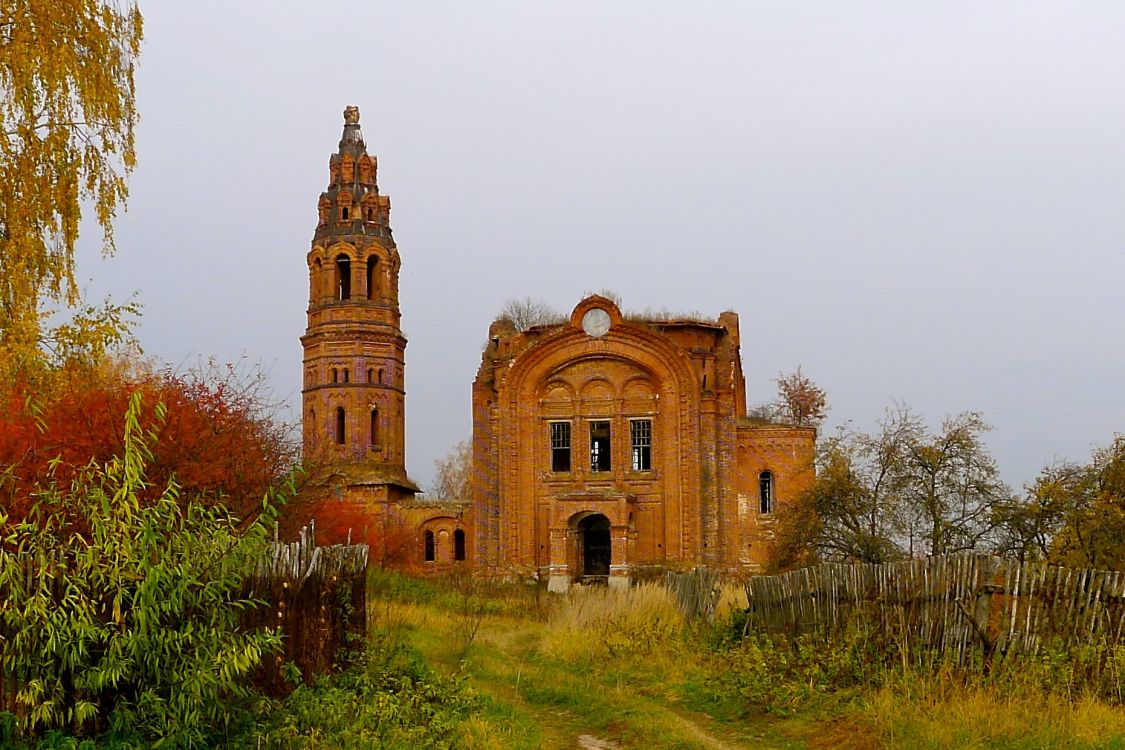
[250,644,486,749]
[0,394,282,747]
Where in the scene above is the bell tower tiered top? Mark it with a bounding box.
[301,106,414,492]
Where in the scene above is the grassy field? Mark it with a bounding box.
[8,567,1121,749]
[353,570,1125,750]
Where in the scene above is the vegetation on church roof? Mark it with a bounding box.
[495,294,719,334]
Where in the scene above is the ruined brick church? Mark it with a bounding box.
[294,108,814,588]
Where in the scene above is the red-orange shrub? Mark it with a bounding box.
[0,361,296,525]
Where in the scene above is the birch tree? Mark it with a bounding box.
[0,0,143,370]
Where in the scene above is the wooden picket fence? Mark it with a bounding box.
[744,554,1125,659]
[0,522,368,716]
[246,522,369,693]
[664,568,722,623]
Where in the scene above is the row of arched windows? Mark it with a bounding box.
[423,529,466,563]
[324,367,385,385]
[311,254,384,302]
[334,406,379,447]
[337,204,379,223]
[309,406,382,449]
[316,194,381,227]
[331,154,375,187]
[333,255,381,301]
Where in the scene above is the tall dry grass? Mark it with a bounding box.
[540,582,684,661]
[860,681,1125,749]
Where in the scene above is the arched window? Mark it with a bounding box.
[366,257,379,299]
[759,471,774,514]
[366,207,374,221]
[378,368,385,385]
[341,206,350,221]
[335,255,351,300]
[308,409,316,440]
[370,408,379,448]
[367,368,374,383]
[423,531,435,562]
[335,407,346,445]
[343,369,349,383]
[453,529,466,561]
[331,368,338,384]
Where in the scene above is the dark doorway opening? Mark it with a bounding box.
[577,514,611,578]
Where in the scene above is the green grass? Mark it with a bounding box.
[367,568,1125,750]
[380,575,809,749]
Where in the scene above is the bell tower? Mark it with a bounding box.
[301,106,415,496]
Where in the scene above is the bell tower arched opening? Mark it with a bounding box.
[335,255,351,300]
[366,256,379,300]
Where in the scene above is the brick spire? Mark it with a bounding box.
[313,105,391,244]
[301,106,414,493]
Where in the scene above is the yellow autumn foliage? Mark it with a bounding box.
[0,0,143,372]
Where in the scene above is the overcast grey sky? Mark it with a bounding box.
[77,2,1124,492]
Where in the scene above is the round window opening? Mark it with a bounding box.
[581,308,611,337]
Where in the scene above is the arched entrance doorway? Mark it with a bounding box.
[576,514,611,578]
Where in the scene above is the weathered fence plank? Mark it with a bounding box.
[664,567,721,623]
[743,554,1125,659]
[247,528,368,693]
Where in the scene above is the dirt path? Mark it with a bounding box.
[391,602,810,750]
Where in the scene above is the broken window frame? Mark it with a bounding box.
[589,420,611,473]
[759,471,774,514]
[549,421,571,473]
[630,418,652,472]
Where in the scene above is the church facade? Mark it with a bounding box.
[293,108,815,585]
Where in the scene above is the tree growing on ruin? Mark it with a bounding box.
[0,0,143,372]
[773,366,828,428]
[497,296,564,331]
[432,439,472,502]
